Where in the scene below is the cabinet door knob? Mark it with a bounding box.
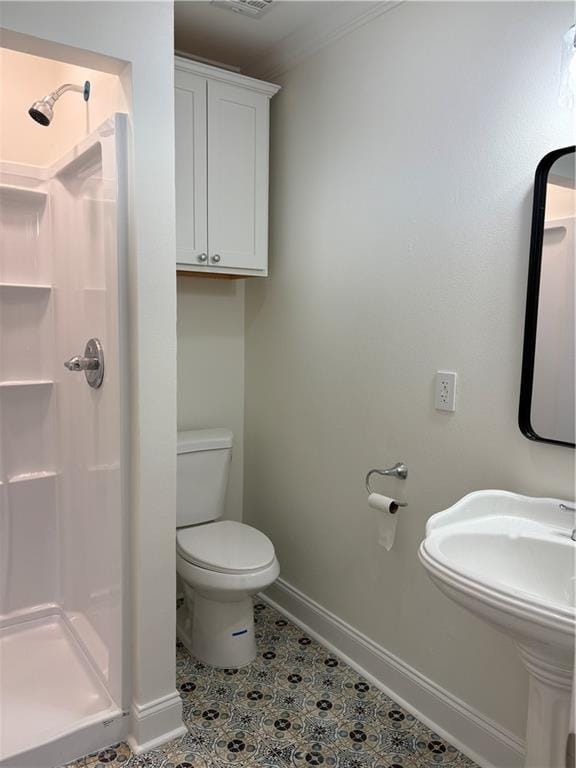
[211,254,221,264]
[197,253,207,263]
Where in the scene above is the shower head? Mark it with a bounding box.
[28,100,53,126]
[28,80,90,126]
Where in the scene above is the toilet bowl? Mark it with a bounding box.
[176,520,279,668]
[176,430,279,668]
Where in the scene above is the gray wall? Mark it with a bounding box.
[244,1,574,740]
[178,277,245,522]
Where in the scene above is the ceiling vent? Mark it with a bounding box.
[211,0,273,19]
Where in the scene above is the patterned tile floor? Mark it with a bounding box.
[66,601,477,768]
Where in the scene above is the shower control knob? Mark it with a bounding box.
[211,254,221,264]
[197,253,207,263]
[64,355,99,371]
[63,338,104,389]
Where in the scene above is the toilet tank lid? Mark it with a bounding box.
[177,428,233,453]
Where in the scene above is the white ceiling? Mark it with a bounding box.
[174,1,381,78]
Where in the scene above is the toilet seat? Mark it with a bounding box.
[177,520,275,575]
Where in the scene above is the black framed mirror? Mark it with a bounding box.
[519,146,575,448]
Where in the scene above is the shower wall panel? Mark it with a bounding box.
[0,115,128,764]
[0,171,61,619]
[52,121,125,703]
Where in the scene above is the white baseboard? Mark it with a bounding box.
[127,691,187,755]
[263,579,525,768]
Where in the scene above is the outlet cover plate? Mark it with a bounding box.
[435,371,457,412]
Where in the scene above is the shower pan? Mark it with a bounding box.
[0,113,129,767]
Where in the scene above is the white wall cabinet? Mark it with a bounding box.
[175,58,280,277]
[175,69,208,266]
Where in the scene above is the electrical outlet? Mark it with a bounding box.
[435,371,457,412]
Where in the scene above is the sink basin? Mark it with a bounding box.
[419,490,575,768]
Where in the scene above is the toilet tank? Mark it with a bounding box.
[177,429,233,527]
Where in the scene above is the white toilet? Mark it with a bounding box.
[176,429,280,668]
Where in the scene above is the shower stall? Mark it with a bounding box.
[0,103,129,766]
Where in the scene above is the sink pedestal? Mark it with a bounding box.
[518,642,573,768]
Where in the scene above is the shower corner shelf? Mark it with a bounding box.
[0,380,54,388]
[8,470,59,485]
[0,282,52,291]
[0,184,48,206]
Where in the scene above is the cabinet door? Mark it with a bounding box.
[175,70,208,266]
[207,81,269,272]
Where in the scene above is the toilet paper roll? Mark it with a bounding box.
[368,493,399,551]
[368,492,398,514]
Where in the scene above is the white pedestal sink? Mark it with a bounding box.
[419,491,575,768]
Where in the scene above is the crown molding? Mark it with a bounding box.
[175,49,241,74]
[175,54,281,97]
[250,0,405,82]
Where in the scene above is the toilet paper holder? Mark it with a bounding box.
[365,463,408,506]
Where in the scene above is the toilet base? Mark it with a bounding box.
[177,587,257,669]
[176,592,194,653]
